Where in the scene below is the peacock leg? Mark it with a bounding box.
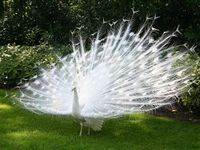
[79,122,83,136]
[87,127,90,135]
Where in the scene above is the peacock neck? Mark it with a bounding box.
[72,87,81,117]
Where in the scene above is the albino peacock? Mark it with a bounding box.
[17,16,194,136]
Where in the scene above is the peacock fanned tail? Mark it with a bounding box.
[17,16,194,119]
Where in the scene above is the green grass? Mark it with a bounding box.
[0,90,200,150]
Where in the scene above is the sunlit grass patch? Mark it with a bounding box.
[0,104,13,110]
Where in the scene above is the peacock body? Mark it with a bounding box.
[17,16,193,135]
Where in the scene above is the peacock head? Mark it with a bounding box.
[72,81,77,91]
[72,86,76,91]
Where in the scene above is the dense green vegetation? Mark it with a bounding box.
[0,90,200,150]
[182,61,200,112]
[0,44,71,88]
[0,45,55,88]
[0,0,200,47]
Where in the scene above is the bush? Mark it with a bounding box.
[1,0,200,49]
[0,44,71,88]
[181,59,200,112]
[0,0,74,45]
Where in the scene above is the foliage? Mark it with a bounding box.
[0,44,59,88]
[0,0,200,49]
[0,90,200,150]
[0,0,74,45]
[132,0,200,45]
[182,59,200,112]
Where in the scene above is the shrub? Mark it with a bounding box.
[181,59,200,112]
[1,0,200,49]
[0,44,65,88]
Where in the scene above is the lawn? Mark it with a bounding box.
[0,90,200,150]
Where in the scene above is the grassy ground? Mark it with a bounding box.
[0,90,200,150]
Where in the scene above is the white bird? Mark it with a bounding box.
[17,17,193,136]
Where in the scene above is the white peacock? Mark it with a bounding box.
[17,16,193,136]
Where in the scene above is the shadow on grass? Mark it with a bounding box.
[0,92,200,150]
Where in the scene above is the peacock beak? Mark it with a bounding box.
[72,86,76,91]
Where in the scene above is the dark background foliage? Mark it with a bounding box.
[0,0,200,110]
[0,0,200,48]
